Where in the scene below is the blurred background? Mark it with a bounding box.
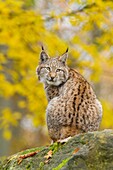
[0,0,113,157]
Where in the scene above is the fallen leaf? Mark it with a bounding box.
[17,158,23,165]
[19,151,38,159]
[73,148,80,155]
[17,150,40,164]
[44,150,53,159]
[44,159,49,164]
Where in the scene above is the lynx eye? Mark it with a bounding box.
[45,67,50,71]
[56,69,63,72]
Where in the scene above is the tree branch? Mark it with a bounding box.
[43,3,96,21]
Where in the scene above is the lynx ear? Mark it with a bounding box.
[40,46,49,63]
[59,48,68,64]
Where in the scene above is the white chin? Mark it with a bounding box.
[46,80,61,86]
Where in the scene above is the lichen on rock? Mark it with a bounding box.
[1,129,113,170]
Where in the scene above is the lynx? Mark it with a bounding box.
[36,47,102,142]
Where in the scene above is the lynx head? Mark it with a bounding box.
[36,47,69,86]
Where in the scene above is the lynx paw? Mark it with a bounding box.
[57,136,72,143]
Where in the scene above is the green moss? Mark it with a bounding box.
[18,146,45,155]
[49,142,62,154]
[39,162,44,170]
[1,130,113,170]
[52,157,71,170]
[26,163,31,169]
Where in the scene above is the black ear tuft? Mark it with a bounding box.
[66,47,69,53]
[59,48,68,64]
[41,45,44,51]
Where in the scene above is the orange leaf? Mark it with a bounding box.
[19,150,40,159]
[44,150,53,159]
[17,158,23,165]
[73,148,80,155]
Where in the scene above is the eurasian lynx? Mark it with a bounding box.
[36,47,102,142]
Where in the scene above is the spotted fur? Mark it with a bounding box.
[36,48,102,142]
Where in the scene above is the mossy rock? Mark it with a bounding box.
[1,129,113,170]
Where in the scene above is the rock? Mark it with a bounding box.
[1,129,113,170]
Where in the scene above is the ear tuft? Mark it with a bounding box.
[59,48,68,64]
[65,47,69,53]
[41,45,44,51]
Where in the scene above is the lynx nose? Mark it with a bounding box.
[49,72,56,80]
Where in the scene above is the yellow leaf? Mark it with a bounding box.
[3,129,12,140]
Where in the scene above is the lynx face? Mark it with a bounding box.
[36,49,69,86]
